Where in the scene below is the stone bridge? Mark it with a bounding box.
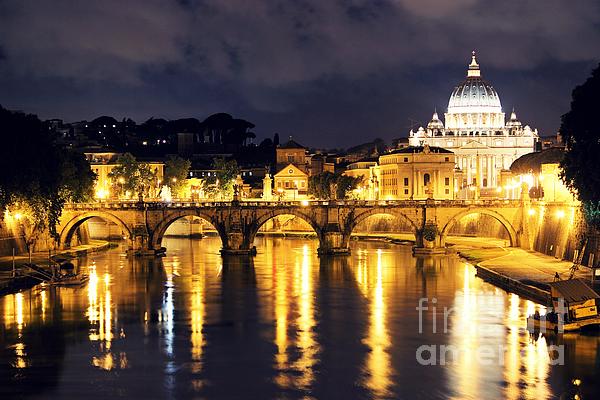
[57,199,531,256]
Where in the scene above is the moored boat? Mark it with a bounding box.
[527,279,600,333]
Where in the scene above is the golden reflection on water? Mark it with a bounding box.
[2,238,600,398]
[292,244,317,390]
[86,262,121,370]
[190,260,205,375]
[274,247,290,388]
[362,249,392,398]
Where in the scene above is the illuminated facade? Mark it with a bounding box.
[85,152,164,200]
[408,52,539,195]
[273,163,309,200]
[344,157,379,200]
[276,139,308,173]
[378,145,456,200]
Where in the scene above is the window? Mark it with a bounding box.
[445,157,449,162]
[445,177,450,186]
[404,189,409,195]
[424,173,431,186]
[404,177,409,186]
[445,189,450,194]
[285,181,290,188]
[404,157,409,163]
[287,155,294,162]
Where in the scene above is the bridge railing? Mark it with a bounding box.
[63,198,525,210]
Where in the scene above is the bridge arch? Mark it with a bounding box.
[440,208,518,247]
[344,208,419,245]
[248,208,323,249]
[59,211,132,249]
[150,210,225,251]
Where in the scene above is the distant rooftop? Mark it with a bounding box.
[279,138,305,149]
[510,147,564,174]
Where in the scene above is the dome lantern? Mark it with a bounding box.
[467,50,480,78]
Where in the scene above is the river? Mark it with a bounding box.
[1,236,599,399]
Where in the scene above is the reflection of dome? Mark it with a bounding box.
[447,52,502,112]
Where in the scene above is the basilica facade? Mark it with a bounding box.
[408,52,539,197]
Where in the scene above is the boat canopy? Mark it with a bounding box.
[548,279,599,303]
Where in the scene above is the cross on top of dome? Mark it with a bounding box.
[467,50,481,78]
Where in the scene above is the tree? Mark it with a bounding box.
[559,63,600,228]
[0,105,96,242]
[206,158,239,200]
[309,172,336,199]
[164,155,191,198]
[308,172,360,200]
[108,153,156,199]
[335,174,362,199]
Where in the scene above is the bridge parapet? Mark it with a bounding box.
[64,198,524,211]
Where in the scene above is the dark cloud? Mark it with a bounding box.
[0,0,599,147]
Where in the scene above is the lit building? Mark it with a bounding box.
[276,138,308,173]
[378,145,456,200]
[408,52,539,195]
[85,152,164,200]
[273,163,309,200]
[509,147,576,203]
[345,156,379,200]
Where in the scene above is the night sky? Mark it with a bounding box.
[1,0,599,148]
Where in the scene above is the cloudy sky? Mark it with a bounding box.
[1,0,599,148]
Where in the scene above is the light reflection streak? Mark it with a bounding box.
[453,264,478,399]
[274,248,289,388]
[362,249,392,398]
[290,244,317,390]
[86,264,119,370]
[190,264,205,369]
[15,292,24,331]
[40,289,47,322]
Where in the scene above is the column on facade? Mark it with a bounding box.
[486,156,492,188]
[412,169,417,199]
[466,156,472,185]
[478,155,484,188]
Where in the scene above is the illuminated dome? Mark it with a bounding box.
[447,52,502,113]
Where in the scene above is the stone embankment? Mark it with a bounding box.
[447,238,594,306]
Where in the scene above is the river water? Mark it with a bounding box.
[1,236,599,399]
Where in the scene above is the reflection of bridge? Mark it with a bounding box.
[59,199,528,256]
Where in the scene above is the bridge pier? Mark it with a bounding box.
[413,224,446,255]
[219,231,257,256]
[317,231,350,256]
[412,238,446,255]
